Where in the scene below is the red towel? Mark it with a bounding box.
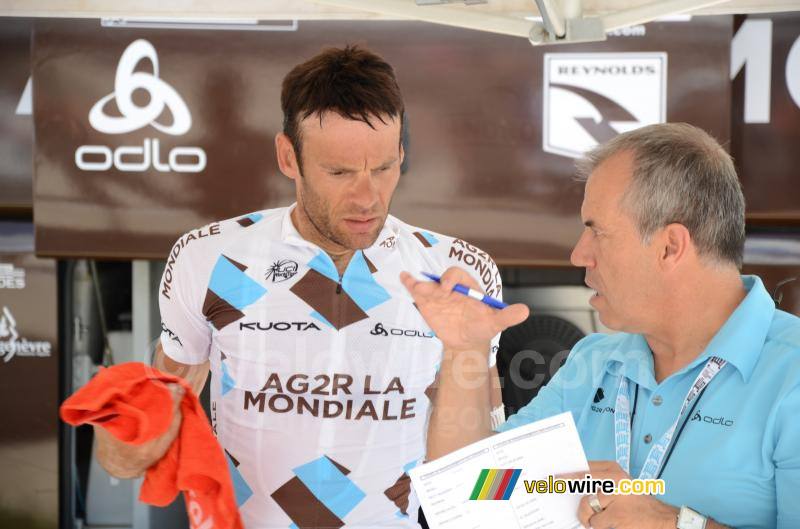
[60,362,243,529]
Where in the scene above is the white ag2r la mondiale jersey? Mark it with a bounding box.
[158,205,502,529]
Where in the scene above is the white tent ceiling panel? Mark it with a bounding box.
[1,0,799,43]
[3,0,800,19]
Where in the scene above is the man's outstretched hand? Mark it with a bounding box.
[400,267,529,353]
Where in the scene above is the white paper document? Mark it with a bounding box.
[410,412,589,529]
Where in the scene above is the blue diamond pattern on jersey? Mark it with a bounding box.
[225,451,254,507]
[221,361,235,397]
[341,251,391,312]
[307,251,340,283]
[208,256,267,311]
[244,212,263,224]
[419,231,440,246]
[293,456,366,520]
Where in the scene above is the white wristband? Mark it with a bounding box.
[490,404,506,429]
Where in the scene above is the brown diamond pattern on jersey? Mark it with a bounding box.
[202,289,245,330]
[290,269,368,330]
[225,449,240,467]
[225,255,248,272]
[384,472,412,515]
[424,372,440,403]
[271,456,360,529]
[412,231,432,248]
[326,456,351,475]
[363,254,378,274]
[271,477,344,529]
[236,212,264,227]
[202,254,267,330]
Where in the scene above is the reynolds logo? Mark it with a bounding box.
[556,64,658,76]
[76,39,207,173]
[543,52,667,159]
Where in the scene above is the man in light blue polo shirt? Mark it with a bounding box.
[401,123,800,529]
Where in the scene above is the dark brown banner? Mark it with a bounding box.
[732,13,800,224]
[0,19,34,215]
[33,17,731,264]
[0,252,58,528]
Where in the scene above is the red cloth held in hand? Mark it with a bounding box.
[60,362,243,529]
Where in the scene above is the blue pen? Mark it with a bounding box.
[421,272,508,310]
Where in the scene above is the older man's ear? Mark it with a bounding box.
[658,222,693,271]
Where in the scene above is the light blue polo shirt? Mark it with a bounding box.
[498,275,800,529]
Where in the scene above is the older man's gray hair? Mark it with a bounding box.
[576,123,746,268]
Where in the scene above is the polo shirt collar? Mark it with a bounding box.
[602,333,657,390]
[603,275,774,387]
[686,275,774,383]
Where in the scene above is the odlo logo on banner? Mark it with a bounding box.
[75,39,207,173]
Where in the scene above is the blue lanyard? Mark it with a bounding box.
[613,356,727,479]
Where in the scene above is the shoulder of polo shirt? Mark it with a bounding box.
[567,332,633,366]
[767,309,800,352]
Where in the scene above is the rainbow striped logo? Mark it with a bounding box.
[469,469,522,500]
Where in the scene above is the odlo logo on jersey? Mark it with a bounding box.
[370,322,434,339]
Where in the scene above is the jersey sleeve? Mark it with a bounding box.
[158,232,214,365]
[425,233,504,367]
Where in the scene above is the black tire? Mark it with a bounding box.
[497,314,585,416]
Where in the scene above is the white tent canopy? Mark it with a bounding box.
[3,0,800,44]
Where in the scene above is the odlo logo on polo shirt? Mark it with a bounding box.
[690,410,735,427]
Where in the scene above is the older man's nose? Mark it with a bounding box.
[570,231,594,268]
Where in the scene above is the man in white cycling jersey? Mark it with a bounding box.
[93,45,508,529]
